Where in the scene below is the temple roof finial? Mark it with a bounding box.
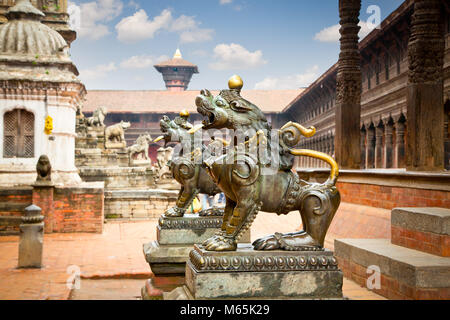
[173,48,182,59]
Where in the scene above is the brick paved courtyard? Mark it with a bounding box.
[0,202,387,300]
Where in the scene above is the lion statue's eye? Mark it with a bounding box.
[216,99,224,106]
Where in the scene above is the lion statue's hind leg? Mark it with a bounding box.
[253,183,340,251]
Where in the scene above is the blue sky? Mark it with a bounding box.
[68,0,405,91]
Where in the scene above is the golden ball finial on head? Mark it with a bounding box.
[228,75,244,91]
[180,109,190,117]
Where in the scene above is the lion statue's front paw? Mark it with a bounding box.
[203,234,237,251]
[164,206,185,217]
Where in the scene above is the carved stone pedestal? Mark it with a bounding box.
[144,213,244,276]
[142,214,250,300]
[164,244,343,300]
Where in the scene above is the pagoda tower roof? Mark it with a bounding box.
[154,49,199,73]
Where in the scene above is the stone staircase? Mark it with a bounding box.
[0,188,32,235]
[335,207,450,300]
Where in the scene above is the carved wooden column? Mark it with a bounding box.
[384,119,394,168]
[444,100,450,170]
[335,0,362,169]
[444,101,450,170]
[375,122,384,168]
[395,119,406,168]
[366,124,375,169]
[331,133,336,157]
[360,126,366,169]
[406,0,445,171]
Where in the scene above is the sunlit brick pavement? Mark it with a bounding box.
[0,202,387,300]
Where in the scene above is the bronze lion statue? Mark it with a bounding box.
[192,76,341,251]
[155,113,224,217]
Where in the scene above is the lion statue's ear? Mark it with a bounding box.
[201,89,212,98]
[230,100,253,113]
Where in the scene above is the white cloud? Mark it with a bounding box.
[170,15,198,32]
[116,9,172,43]
[120,55,169,69]
[254,65,320,90]
[180,29,214,44]
[79,63,117,80]
[313,24,340,43]
[69,0,123,40]
[209,43,267,71]
[116,9,213,44]
[220,0,233,4]
[314,21,377,43]
[170,15,214,43]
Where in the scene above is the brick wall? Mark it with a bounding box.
[0,185,104,234]
[337,182,450,210]
[53,186,104,233]
[0,188,32,233]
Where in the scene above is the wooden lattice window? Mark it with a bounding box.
[3,109,35,158]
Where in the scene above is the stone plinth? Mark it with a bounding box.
[145,214,224,276]
[105,142,127,150]
[144,214,251,276]
[76,126,105,150]
[18,205,44,268]
[164,244,343,300]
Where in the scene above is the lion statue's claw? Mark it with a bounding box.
[203,234,237,251]
[164,207,185,218]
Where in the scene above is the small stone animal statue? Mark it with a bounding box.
[128,134,152,160]
[105,121,131,143]
[86,107,107,127]
[194,76,341,252]
[156,146,174,180]
[36,155,51,182]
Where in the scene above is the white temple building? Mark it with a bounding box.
[0,0,84,186]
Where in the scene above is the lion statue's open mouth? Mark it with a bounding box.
[195,89,229,129]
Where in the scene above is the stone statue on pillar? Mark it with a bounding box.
[36,155,52,184]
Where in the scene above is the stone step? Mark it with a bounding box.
[391,207,450,257]
[335,238,450,300]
